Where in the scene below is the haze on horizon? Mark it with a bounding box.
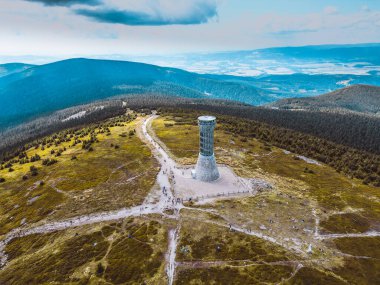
[1,0,380,64]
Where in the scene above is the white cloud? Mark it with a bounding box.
[0,1,380,59]
[324,6,338,15]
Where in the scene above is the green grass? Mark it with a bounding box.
[320,213,371,234]
[4,232,59,262]
[0,115,159,234]
[0,218,169,285]
[153,113,380,284]
[175,264,294,285]
[152,114,380,229]
[0,230,109,284]
[332,257,380,285]
[177,219,295,263]
[332,237,380,258]
[0,179,65,235]
[288,267,346,285]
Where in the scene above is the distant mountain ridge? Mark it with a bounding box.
[1,57,380,131]
[0,58,271,130]
[0,63,34,78]
[269,85,380,115]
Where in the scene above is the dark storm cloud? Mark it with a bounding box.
[75,3,218,26]
[25,0,101,6]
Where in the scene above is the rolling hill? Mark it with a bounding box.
[269,84,380,115]
[0,58,271,130]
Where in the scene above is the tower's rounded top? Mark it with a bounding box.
[198,115,216,122]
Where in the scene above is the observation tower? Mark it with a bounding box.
[193,116,220,182]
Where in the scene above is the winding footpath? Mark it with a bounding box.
[0,114,379,285]
[0,115,183,284]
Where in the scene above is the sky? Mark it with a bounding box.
[1,0,380,63]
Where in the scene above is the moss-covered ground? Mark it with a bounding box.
[0,114,159,235]
[0,217,169,285]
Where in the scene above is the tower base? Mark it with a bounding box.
[194,154,220,182]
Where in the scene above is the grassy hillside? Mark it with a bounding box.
[0,114,158,235]
[270,84,380,115]
[151,113,380,284]
[0,110,379,284]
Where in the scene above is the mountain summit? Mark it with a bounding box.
[269,84,380,115]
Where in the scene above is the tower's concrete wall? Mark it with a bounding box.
[194,116,220,182]
[195,154,219,181]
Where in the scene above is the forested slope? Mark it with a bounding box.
[270,84,380,115]
[1,96,378,187]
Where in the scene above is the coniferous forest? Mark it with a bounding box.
[0,95,379,187]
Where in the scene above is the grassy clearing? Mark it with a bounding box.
[331,256,380,285]
[175,217,296,284]
[0,114,159,235]
[332,237,380,259]
[104,219,167,284]
[151,118,199,162]
[0,229,109,284]
[327,237,380,284]
[0,217,169,285]
[4,232,59,262]
[288,267,346,285]
[177,218,295,263]
[175,264,294,285]
[0,180,64,235]
[320,213,371,234]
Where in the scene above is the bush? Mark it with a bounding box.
[19,158,29,164]
[0,177,5,183]
[4,162,12,169]
[303,167,315,174]
[30,154,41,162]
[96,263,105,276]
[30,165,38,176]
[42,158,58,166]
[22,175,28,181]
